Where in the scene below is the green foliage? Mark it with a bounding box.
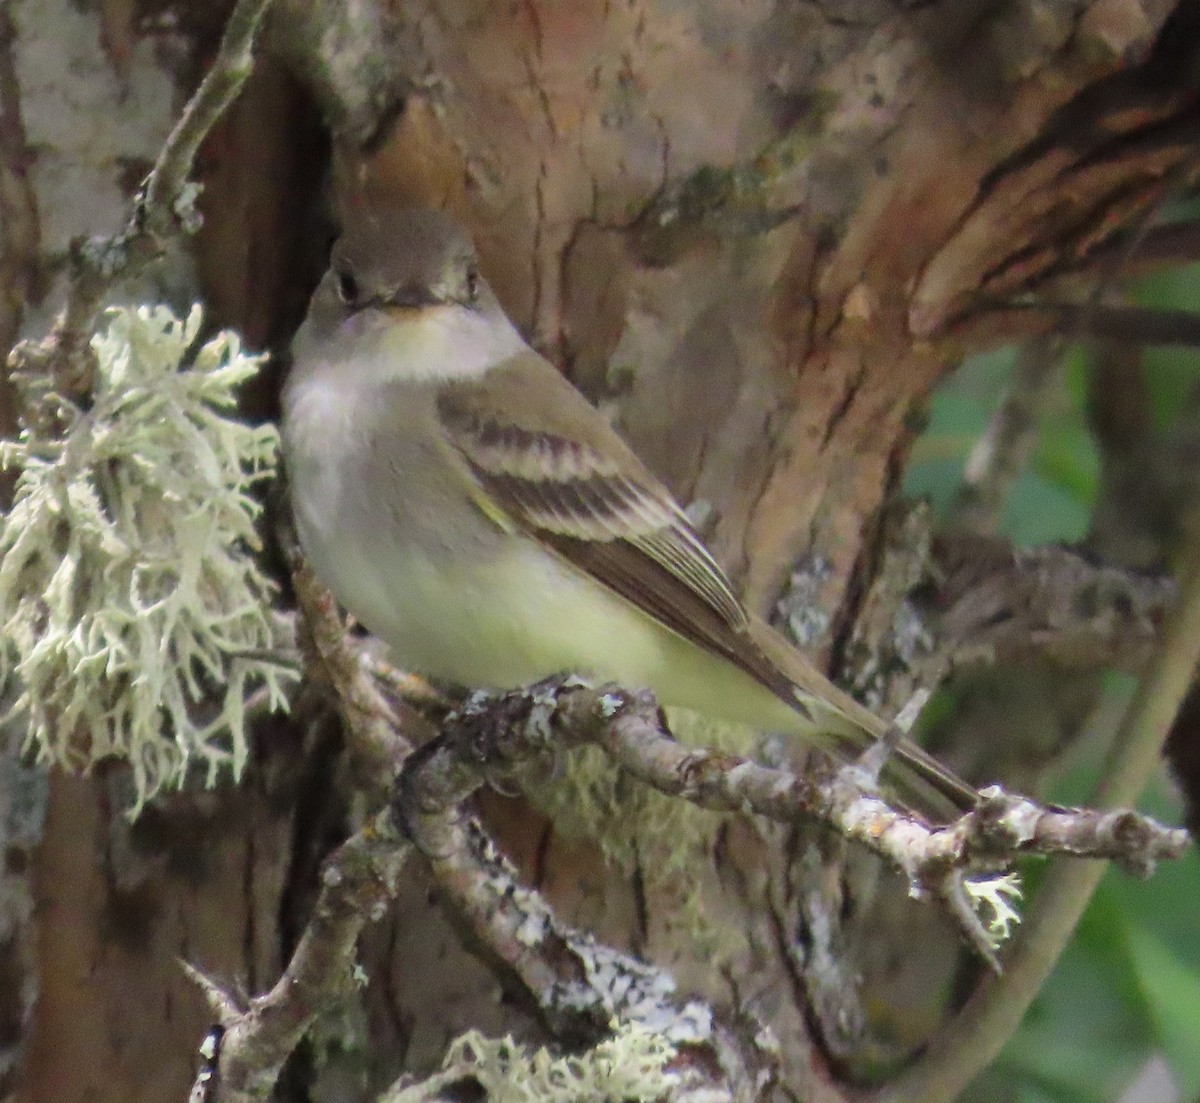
[0,305,293,813]
[906,239,1200,1098]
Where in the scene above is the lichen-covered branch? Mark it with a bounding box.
[188,809,412,1103]
[186,563,416,1103]
[841,507,1176,718]
[929,533,1175,672]
[200,574,777,1103]
[397,679,1187,966]
[879,547,1200,1103]
[396,733,779,1102]
[196,556,1186,1101]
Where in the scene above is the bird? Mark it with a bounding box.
[281,206,976,822]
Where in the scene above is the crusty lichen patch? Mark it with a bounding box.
[0,304,291,812]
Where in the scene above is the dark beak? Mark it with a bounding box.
[387,285,440,309]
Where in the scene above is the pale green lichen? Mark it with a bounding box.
[387,1023,678,1103]
[965,871,1024,946]
[0,304,292,813]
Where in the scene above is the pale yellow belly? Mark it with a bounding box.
[317,531,803,735]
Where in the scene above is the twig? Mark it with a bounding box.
[878,552,1200,1103]
[188,809,411,1103]
[951,336,1064,534]
[6,0,275,400]
[140,0,271,239]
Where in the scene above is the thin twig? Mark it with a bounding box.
[878,552,1200,1103]
[951,336,1064,533]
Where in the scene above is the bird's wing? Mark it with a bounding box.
[435,353,810,716]
[437,353,977,820]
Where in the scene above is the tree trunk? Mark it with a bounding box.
[3,1,1193,1101]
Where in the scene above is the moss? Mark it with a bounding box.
[0,304,293,814]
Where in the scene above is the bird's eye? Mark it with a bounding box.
[335,268,360,307]
[465,265,480,302]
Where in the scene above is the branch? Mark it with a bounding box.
[929,533,1176,673]
[184,560,417,1103]
[200,558,1186,1101]
[878,551,1200,1103]
[839,507,1174,720]
[187,810,411,1103]
[1061,219,1200,285]
[952,301,1200,352]
[395,707,781,1102]
[397,680,1187,967]
[5,0,274,401]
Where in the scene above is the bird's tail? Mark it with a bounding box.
[823,721,977,825]
[749,618,976,824]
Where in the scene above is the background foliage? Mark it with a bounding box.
[907,250,1200,1103]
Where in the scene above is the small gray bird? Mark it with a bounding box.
[282,207,975,821]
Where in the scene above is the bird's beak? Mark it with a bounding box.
[387,285,441,310]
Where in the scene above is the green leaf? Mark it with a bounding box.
[1001,470,1091,545]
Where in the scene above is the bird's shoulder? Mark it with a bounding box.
[436,353,648,477]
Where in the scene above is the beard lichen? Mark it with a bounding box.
[0,304,293,813]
